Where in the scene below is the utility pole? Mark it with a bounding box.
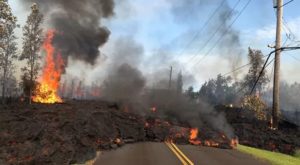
[272,0,283,129]
[169,66,173,90]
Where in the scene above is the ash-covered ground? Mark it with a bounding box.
[0,100,299,165]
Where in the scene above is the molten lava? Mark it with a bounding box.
[189,128,201,145]
[32,30,64,104]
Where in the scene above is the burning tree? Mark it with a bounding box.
[19,3,43,104]
[32,30,64,104]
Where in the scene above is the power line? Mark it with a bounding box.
[248,46,300,95]
[273,0,294,8]
[250,53,273,95]
[183,0,242,66]
[282,0,294,7]
[222,63,251,77]
[227,56,273,95]
[282,17,297,43]
[191,0,252,68]
[221,54,269,77]
[273,8,299,46]
[288,53,300,62]
[176,0,226,60]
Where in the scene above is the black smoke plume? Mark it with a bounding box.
[23,0,114,65]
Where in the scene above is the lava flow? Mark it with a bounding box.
[189,128,201,145]
[32,30,64,104]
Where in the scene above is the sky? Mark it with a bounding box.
[8,0,300,89]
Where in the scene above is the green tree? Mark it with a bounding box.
[0,0,18,103]
[19,3,43,104]
[243,48,269,94]
[186,86,197,100]
[199,74,236,105]
[215,74,232,104]
[0,0,15,47]
[199,79,216,104]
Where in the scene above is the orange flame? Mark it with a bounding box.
[189,128,201,145]
[32,30,64,104]
[230,138,239,148]
[204,140,219,147]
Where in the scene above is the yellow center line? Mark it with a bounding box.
[170,142,194,165]
[165,141,194,165]
[165,142,188,165]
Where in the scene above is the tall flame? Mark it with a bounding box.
[32,30,64,104]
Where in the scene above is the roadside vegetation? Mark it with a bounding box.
[294,150,300,159]
[237,145,300,165]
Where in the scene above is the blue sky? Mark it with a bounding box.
[9,0,300,86]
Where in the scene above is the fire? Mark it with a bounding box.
[189,128,201,145]
[32,30,64,104]
[151,107,157,113]
[204,140,219,147]
[230,138,239,148]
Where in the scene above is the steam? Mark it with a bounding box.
[22,0,114,66]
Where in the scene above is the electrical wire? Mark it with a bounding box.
[191,0,252,68]
[183,0,242,66]
[176,0,227,60]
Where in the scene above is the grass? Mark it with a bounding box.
[294,150,300,159]
[237,145,300,165]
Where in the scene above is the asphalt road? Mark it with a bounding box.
[94,142,270,165]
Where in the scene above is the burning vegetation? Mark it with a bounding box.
[32,30,64,104]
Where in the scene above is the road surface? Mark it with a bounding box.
[94,142,270,165]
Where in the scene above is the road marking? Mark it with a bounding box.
[165,142,188,165]
[170,142,194,165]
[165,141,194,165]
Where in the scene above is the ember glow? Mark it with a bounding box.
[151,107,157,113]
[189,128,201,145]
[32,30,64,104]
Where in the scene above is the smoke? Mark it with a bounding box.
[109,37,144,68]
[169,0,215,23]
[168,0,243,80]
[22,0,114,66]
[102,63,146,104]
[20,0,236,137]
[100,36,146,112]
[146,89,234,137]
[263,82,300,126]
[216,2,243,80]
